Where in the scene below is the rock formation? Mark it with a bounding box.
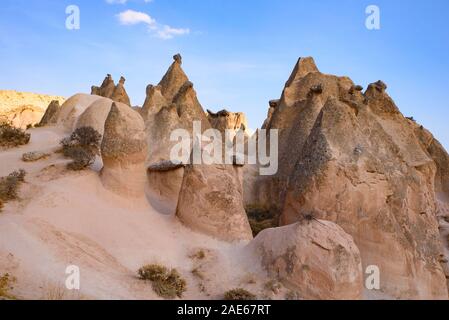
[147,160,185,215]
[140,85,168,121]
[75,98,115,137]
[0,90,65,129]
[91,74,131,106]
[176,164,253,242]
[38,100,61,127]
[207,109,248,135]
[56,94,103,132]
[101,102,148,197]
[158,54,189,103]
[249,56,449,299]
[246,219,364,300]
[111,77,131,107]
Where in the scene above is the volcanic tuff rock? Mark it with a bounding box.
[249,56,449,299]
[39,100,61,127]
[91,74,131,106]
[101,102,147,197]
[247,219,364,300]
[207,109,249,135]
[158,54,189,103]
[0,90,65,129]
[176,164,253,242]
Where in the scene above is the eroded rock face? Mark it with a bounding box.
[158,54,189,103]
[246,219,364,300]
[75,98,114,137]
[207,109,248,135]
[56,94,103,132]
[111,77,131,107]
[147,161,185,215]
[38,100,61,127]
[101,103,147,197]
[176,164,253,242]
[91,75,131,106]
[255,57,449,299]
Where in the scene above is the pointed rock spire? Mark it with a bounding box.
[158,54,189,103]
[141,85,168,120]
[111,76,131,106]
[39,100,61,126]
[284,57,319,88]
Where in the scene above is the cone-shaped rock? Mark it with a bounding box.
[101,103,147,197]
[141,85,168,120]
[158,54,189,103]
[111,76,131,106]
[39,100,61,126]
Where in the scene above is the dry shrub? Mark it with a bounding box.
[61,126,101,171]
[0,273,17,300]
[0,122,30,148]
[246,206,278,237]
[0,170,26,209]
[224,288,256,301]
[138,264,187,299]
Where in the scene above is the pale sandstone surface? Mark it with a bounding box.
[176,164,253,242]
[246,220,364,300]
[100,103,148,198]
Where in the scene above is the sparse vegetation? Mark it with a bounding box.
[224,288,256,301]
[264,280,282,294]
[138,264,187,299]
[61,126,102,171]
[245,206,278,236]
[0,273,17,300]
[191,267,204,280]
[0,170,26,211]
[0,122,31,148]
[190,249,206,260]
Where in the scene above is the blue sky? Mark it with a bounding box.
[0,0,448,148]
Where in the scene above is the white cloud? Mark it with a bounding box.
[156,25,190,39]
[116,10,190,40]
[117,10,156,27]
[106,0,128,4]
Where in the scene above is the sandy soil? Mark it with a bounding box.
[0,126,272,300]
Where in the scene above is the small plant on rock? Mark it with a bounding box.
[0,273,17,300]
[0,122,31,148]
[224,288,256,300]
[61,126,102,171]
[138,264,187,299]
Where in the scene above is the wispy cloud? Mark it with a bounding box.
[117,10,156,27]
[116,9,190,40]
[106,0,128,4]
[157,25,190,40]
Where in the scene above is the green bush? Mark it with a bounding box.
[0,122,30,148]
[61,127,101,171]
[224,288,256,301]
[138,264,187,299]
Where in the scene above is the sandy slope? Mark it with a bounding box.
[0,127,268,300]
